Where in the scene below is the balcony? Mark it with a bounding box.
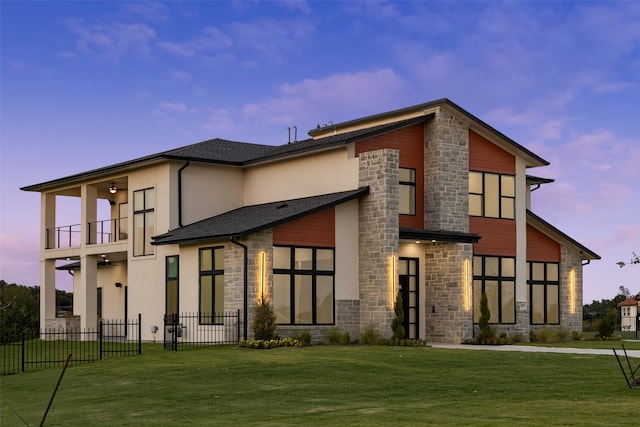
[46,218,128,249]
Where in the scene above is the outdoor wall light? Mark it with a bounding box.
[109,183,117,194]
[389,254,397,309]
[463,259,472,312]
[259,251,266,303]
[115,282,122,288]
[569,269,576,314]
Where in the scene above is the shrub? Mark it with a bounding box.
[325,327,350,345]
[476,292,495,344]
[253,298,277,341]
[391,291,406,340]
[571,331,583,341]
[360,325,381,345]
[597,308,618,340]
[512,333,523,343]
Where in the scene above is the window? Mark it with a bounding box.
[199,247,224,324]
[473,256,515,324]
[273,246,335,325]
[469,172,515,219]
[527,262,559,325]
[399,168,416,215]
[133,188,155,256]
[119,202,128,241]
[166,256,179,316]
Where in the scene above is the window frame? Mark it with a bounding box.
[198,246,224,325]
[133,188,155,256]
[399,167,416,216]
[469,171,515,219]
[526,261,560,325]
[272,245,335,326]
[473,255,516,324]
[165,255,179,316]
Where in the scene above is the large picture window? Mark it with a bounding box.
[527,262,559,325]
[399,168,416,215]
[273,246,335,325]
[133,188,155,256]
[473,256,516,324]
[199,247,224,324]
[166,256,179,316]
[469,172,515,219]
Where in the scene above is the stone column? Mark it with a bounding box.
[358,149,399,338]
[423,107,469,232]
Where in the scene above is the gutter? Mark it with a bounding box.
[178,161,190,227]
[230,238,249,341]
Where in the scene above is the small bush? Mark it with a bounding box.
[296,330,312,346]
[391,292,406,340]
[253,299,277,341]
[512,333,523,343]
[476,292,495,344]
[360,325,381,345]
[529,330,538,343]
[239,338,302,349]
[571,331,583,341]
[325,327,350,345]
[597,309,618,340]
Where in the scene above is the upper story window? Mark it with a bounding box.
[166,256,179,316]
[469,172,515,219]
[399,168,416,215]
[133,188,154,256]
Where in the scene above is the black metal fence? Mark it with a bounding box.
[164,311,240,351]
[0,315,141,376]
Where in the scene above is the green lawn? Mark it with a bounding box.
[1,344,638,426]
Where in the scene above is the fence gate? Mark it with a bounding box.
[163,311,240,351]
[163,314,180,351]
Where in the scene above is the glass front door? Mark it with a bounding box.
[399,258,419,339]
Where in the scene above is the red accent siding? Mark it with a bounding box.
[273,207,335,247]
[470,217,516,256]
[355,124,424,229]
[469,130,515,174]
[526,224,561,262]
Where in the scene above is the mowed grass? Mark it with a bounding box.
[1,344,638,426]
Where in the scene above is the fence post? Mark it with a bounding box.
[99,320,103,360]
[138,313,142,355]
[21,331,25,373]
[236,309,240,343]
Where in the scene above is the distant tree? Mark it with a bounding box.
[616,252,639,268]
[0,280,40,343]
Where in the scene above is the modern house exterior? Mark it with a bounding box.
[22,98,600,344]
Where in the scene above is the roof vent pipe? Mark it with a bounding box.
[294,126,297,142]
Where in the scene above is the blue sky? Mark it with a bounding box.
[1,1,638,303]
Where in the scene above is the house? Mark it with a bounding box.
[617,294,640,332]
[21,98,600,344]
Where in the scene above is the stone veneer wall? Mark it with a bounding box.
[423,107,469,233]
[225,229,273,341]
[358,149,399,338]
[559,244,583,333]
[424,242,474,343]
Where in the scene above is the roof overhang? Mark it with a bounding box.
[153,187,370,246]
[400,228,480,244]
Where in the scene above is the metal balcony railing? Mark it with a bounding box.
[45,218,128,249]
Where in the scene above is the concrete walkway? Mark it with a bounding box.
[430,343,640,359]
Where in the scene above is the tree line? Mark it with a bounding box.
[0,279,73,343]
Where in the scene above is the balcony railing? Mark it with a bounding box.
[46,218,128,249]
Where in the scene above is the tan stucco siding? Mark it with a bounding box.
[243,148,358,205]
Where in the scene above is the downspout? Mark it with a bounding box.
[178,161,190,227]
[582,259,590,266]
[231,237,249,341]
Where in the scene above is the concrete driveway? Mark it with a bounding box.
[431,343,640,359]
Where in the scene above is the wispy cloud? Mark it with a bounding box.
[63,18,156,61]
[242,69,407,125]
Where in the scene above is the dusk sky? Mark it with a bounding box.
[1,1,638,303]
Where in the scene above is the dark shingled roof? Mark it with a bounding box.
[152,187,370,246]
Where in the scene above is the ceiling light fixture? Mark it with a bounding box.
[109,183,117,194]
